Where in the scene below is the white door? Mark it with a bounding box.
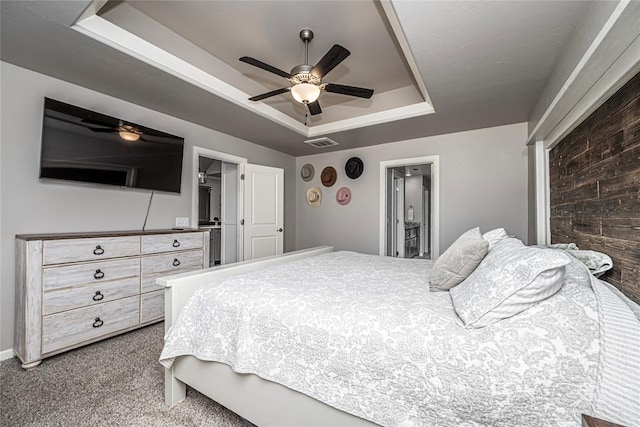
[243,164,284,261]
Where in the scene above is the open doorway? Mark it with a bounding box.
[192,147,246,267]
[387,164,430,258]
[197,158,239,266]
[379,156,440,259]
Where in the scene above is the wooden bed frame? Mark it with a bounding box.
[157,245,379,426]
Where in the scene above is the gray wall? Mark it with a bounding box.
[0,62,296,353]
[295,123,529,255]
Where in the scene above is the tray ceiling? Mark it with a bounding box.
[1,0,594,156]
[92,0,431,134]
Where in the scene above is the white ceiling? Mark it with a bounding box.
[0,0,594,156]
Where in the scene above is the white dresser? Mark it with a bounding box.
[14,229,209,369]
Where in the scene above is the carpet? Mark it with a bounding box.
[0,322,244,427]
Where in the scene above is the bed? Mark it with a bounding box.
[157,238,640,426]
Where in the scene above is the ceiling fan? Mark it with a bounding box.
[240,29,374,116]
[82,118,162,142]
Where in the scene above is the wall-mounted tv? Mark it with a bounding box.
[40,98,184,193]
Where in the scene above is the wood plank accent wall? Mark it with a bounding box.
[550,72,640,304]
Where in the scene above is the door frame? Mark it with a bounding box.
[391,170,405,258]
[379,156,440,259]
[191,146,247,263]
[422,187,429,256]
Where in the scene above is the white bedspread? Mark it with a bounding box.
[160,251,640,426]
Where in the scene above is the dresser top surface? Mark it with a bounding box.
[16,229,204,241]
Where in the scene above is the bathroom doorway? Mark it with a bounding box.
[379,156,440,259]
[192,147,246,267]
[197,157,238,266]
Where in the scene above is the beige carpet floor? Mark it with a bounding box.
[0,322,244,427]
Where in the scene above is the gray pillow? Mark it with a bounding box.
[429,227,489,291]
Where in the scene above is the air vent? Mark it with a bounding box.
[304,137,339,148]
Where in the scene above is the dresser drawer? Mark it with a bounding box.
[43,236,140,265]
[142,232,203,254]
[142,250,203,276]
[43,276,139,315]
[43,258,140,291]
[42,296,139,355]
[141,290,164,324]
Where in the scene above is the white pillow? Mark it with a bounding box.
[429,227,489,291]
[449,238,570,328]
[482,228,509,250]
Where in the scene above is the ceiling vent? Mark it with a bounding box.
[304,137,339,148]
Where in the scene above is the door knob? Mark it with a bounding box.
[277,228,283,232]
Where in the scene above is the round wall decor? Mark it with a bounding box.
[300,164,314,181]
[336,187,351,206]
[321,166,337,187]
[345,157,364,179]
[306,186,322,207]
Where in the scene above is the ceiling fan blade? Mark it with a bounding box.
[240,57,292,79]
[88,128,117,133]
[311,45,350,78]
[307,100,322,116]
[248,87,290,102]
[324,83,374,99]
[82,118,116,128]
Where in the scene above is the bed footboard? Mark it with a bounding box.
[156,246,333,407]
[172,355,378,426]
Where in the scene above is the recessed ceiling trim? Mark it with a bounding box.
[544,34,640,150]
[73,15,309,136]
[525,0,634,146]
[381,0,433,107]
[72,8,435,139]
[76,0,109,22]
[307,102,434,138]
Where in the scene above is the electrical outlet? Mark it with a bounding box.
[175,217,189,228]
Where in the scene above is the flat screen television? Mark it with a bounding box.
[40,98,184,193]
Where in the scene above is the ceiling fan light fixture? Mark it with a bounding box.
[119,130,140,142]
[291,83,321,104]
[241,30,372,115]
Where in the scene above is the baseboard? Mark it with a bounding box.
[0,348,15,362]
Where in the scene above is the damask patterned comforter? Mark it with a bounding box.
[159,251,640,426]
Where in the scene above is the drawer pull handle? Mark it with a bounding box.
[92,317,104,328]
[93,245,104,255]
[93,291,104,301]
[94,269,105,279]
[173,258,181,267]
[172,239,180,248]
